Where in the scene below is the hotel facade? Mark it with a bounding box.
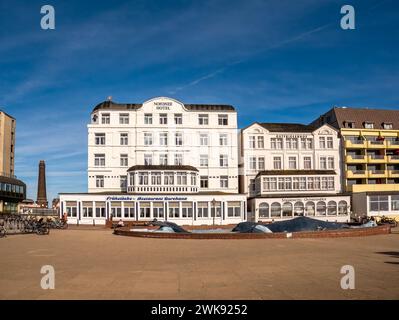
[59,97,247,225]
[239,122,351,222]
[59,99,398,225]
[312,107,399,220]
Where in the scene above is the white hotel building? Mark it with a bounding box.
[59,97,247,225]
[239,122,351,222]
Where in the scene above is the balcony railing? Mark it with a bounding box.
[387,140,399,147]
[370,170,385,174]
[368,170,388,177]
[388,170,399,178]
[388,155,399,162]
[367,140,386,148]
[346,170,367,179]
[353,170,366,174]
[345,140,366,148]
[367,155,387,163]
[346,155,366,163]
[369,155,385,159]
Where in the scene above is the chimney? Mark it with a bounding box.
[36,160,48,208]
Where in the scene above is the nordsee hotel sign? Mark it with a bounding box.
[105,196,188,201]
[154,101,172,110]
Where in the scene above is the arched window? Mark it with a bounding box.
[338,201,348,215]
[259,203,269,218]
[305,201,315,216]
[327,201,337,216]
[294,202,304,216]
[317,201,326,216]
[282,202,293,217]
[271,202,281,218]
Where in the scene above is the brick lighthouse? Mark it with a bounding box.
[36,160,48,208]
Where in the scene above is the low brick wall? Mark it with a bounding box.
[114,224,391,240]
[105,220,236,230]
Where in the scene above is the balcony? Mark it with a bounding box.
[349,183,399,193]
[346,155,367,163]
[386,140,399,149]
[345,140,366,148]
[367,155,387,163]
[367,140,386,149]
[388,170,399,178]
[388,155,399,163]
[368,170,388,178]
[346,170,368,179]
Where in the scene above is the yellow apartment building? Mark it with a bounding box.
[312,107,399,220]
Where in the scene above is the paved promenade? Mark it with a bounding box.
[0,228,398,299]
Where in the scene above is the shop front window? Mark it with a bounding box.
[369,196,389,212]
[305,201,315,216]
[271,202,281,218]
[338,201,348,215]
[82,202,93,217]
[182,202,193,218]
[211,201,222,217]
[294,202,304,216]
[124,203,135,218]
[95,202,106,218]
[327,201,337,216]
[282,202,293,217]
[140,203,151,218]
[392,196,399,211]
[197,202,208,218]
[66,204,77,217]
[153,203,164,219]
[259,202,269,218]
[316,201,326,216]
[227,202,241,217]
[168,202,179,218]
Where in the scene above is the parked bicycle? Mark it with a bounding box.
[48,218,68,229]
[0,214,50,235]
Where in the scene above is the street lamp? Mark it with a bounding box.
[212,198,216,226]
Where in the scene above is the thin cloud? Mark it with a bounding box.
[169,23,331,94]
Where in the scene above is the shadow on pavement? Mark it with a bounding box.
[376,251,399,265]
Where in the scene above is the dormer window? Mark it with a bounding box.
[101,113,110,124]
[344,121,355,128]
[382,122,393,130]
[364,122,374,129]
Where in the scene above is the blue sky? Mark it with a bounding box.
[0,0,398,201]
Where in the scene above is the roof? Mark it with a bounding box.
[321,107,399,130]
[256,170,336,178]
[93,101,142,112]
[0,175,26,186]
[0,110,16,120]
[258,123,317,132]
[127,165,199,172]
[92,100,235,113]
